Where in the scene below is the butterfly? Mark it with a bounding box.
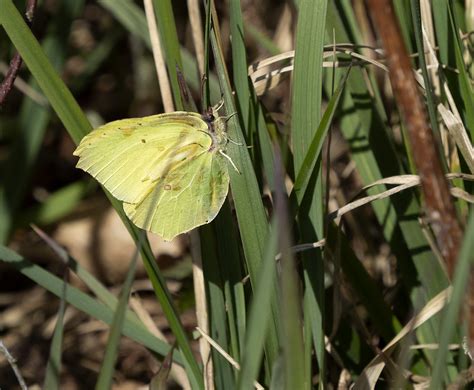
[73,103,237,241]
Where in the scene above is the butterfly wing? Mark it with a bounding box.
[73,112,211,204]
[123,150,229,241]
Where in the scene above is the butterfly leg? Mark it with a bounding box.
[219,150,241,174]
[214,99,225,111]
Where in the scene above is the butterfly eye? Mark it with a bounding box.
[202,112,214,123]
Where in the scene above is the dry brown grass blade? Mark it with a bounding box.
[143,0,174,112]
[189,231,214,390]
[248,45,386,96]
[438,103,474,173]
[195,327,265,390]
[329,173,474,222]
[187,0,205,76]
[353,287,452,390]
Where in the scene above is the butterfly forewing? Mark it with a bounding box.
[74,112,211,204]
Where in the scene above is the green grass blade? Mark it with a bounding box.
[151,0,183,107]
[0,245,182,364]
[96,254,137,389]
[275,152,306,390]
[210,6,279,366]
[292,68,349,209]
[42,272,68,390]
[200,223,236,389]
[16,181,95,227]
[431,209,474,387]
[229,0,251,139]
[410,1,439,135]
[213,202,247,358]
[236,218,279,390]
[291,0,328,380]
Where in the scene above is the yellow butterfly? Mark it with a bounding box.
[73,104,237,241]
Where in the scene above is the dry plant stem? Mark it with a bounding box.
[187,0,205,76]
[0,0,37,105]
[189,231,214,390]
[368,0,472,351]
[143,0,174,112]
[0,340,27,390]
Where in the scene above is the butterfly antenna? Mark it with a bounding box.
[222,112,237,122]
[215,98,225,111]
[219,150,241,174]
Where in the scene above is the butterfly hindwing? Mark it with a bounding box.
[123,149,229,241]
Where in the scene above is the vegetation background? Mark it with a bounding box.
[0,0,473,388]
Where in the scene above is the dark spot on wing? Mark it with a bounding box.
[141,139,146,143]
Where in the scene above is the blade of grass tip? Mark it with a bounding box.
[0,4,202,383]
[236,217,279,390]
[209,1,279,365]
[431,208,474,387]
[150,344,176,390]
[96,251,138,389]
[0,244,183,364]
[291,0,328,380]
[43,269,68,390]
